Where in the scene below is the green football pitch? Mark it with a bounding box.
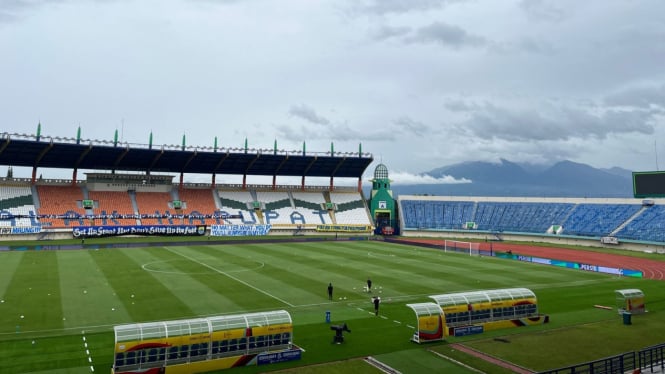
[0,239,664,373]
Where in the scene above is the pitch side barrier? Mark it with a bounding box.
[538,343,665,374]
[385,238,643,278]
[0,235,379,252]
[383,238,494,256]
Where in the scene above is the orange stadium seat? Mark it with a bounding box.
[37,185,87,228]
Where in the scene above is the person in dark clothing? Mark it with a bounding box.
[367,278,372,293]
[372,296,381,316]
[328,283,334,300]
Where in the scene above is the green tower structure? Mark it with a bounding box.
[369,164,396,235]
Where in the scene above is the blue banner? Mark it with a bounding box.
[210,224,272,236]
[496,252,642,278]
[257,349,302,365]
[0,227,42,235]
[453,325,484,337]
[72,225,206,238]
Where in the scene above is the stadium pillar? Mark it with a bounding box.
[272,175,276,190]
[357,178,361,193]
[330,176,334,191]
[301,176,305,190]
[72,169,78,185]
[179,173,184,189]
[211,174,216,187]
[242,174,247,189]
[31,167,37,185]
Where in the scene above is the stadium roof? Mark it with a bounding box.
[0,133,373,178]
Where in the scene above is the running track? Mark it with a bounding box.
[394,238,665,281]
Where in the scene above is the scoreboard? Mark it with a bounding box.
[633,171,665,198]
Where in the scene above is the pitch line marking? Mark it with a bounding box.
[165,247,294,307]
[142,259,265,275]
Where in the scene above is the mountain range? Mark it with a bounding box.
[388,159,635,198]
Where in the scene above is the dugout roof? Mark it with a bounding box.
[429,288,536,307]
[0,134,373,178]
[114,310,292,343]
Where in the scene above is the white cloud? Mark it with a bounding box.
[387,171,471,185]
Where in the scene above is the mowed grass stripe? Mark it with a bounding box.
[172,245,324,308]
[223,242,497,306]
[230,242,392,302]
[253,242,518,297]
[243,241,483,299]
[123,246,250,316]
[0,251,63,333]
[0,334,91,373]
[58,250,122,329]
[0,251,23,302]
[90,248,195,323]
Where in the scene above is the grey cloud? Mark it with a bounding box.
[328,123,368,142]
[405,22,486,49]
[288,104,330,125]
[351,0,466,15]
[370,25,412,41]
[604,84,665,109]
[393,116,430,136]
[519,0,567,22]
[443,98,480,112]
[489,37,556,55]
[0,0,64,23]
[455,102,656,142]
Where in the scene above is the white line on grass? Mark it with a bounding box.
[165,247,294,307]
[82,332,94,372]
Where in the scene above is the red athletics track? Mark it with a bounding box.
[393,238,665,281]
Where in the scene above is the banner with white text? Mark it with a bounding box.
[210,224,272,236]
[72,225,207,238]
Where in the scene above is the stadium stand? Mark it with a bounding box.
[0,184,38,227]
[329,191,372,225]
[88,190,137,226]
[473,202,574,233]
[134,191,176,225]
[290,190,333,226]
[218,190,257,224]
[616,205,665,243]
[561,203,642,238]
[256,190,294,225]
[177,188,220,225]
[398,196,665,245]
[36,185,87,228]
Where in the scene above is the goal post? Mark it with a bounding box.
[444,240,480,256]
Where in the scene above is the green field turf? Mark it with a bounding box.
[0,239,664,373]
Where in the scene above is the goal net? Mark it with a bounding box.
[444,240,480,256]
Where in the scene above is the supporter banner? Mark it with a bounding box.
[316,225,372,232]
[72,225,206,238]
[210,224,272,236]
[0,227,42,235]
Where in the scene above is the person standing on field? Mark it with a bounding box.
[328,282,334,300]
[372,296,381,316]
[367,277,372,293]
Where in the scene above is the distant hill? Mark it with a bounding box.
[390,159,634,198]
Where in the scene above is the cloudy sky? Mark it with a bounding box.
[1,0,664,184]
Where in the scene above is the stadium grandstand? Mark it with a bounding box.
[397,195,665,250]
[2,129,665,252]
[0,131,374,239]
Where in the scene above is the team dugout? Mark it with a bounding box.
[113,310,294,374]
